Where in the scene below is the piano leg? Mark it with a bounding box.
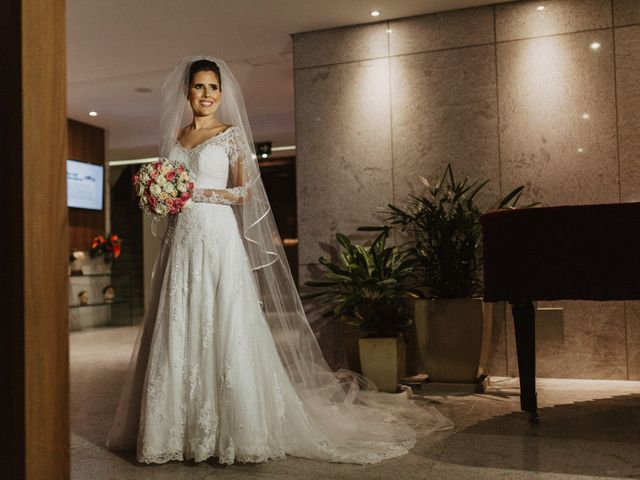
[510,301,539,423]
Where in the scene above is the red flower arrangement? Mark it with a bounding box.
[90,233,122,262]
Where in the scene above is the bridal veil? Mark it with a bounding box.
[106,54,452,461]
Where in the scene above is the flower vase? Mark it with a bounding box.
[82,255,112,275]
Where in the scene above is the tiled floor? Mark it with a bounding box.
[71,326,640,479]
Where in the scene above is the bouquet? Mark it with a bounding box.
[133,159,194,217]
[90,233,122,261]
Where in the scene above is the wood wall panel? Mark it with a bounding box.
[67,119,106,251]
[23,1,69,478]
[1,0,69,479]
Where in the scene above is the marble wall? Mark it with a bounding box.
[293,0,640,380]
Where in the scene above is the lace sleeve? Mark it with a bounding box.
[192,127,252,205]
[227,126,244,169]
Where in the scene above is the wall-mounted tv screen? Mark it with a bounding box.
[67,159,104,210]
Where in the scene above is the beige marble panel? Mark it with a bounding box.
[486,302,508,377]
[389,6,494,56]
[614,0,640,26]
[506,301,628,379]
[295,58,393,267]
[496,0,612,42]
[293,22,388,69]
[498,30,619,206]
[626,301,640,380]
[615,26,640,202]
[390,44,501,210]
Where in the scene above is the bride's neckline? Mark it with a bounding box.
[176,126,234,152]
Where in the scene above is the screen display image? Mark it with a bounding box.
[67,159,104,210]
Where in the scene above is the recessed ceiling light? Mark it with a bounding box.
[581,112,590,120]
[577,147,584,153]
[590,41,601,50]
[89,111,98,117]
[370,10,380,17]
[536,5,545,11]
[261,153,268,159]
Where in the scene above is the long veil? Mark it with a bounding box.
[106,54,452,462]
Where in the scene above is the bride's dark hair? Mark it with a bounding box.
[186,59,221,90]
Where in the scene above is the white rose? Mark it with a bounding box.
[156,175,167,186]
[160,192,169,200]
[137,184,145,197]
[183,199,193,209]
[163,182,175,193]
[155,204,169,215]
[180,172,188,181]
[149,184,162,195]
[177,183,187,193]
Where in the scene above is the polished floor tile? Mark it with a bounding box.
[71,326,640,479]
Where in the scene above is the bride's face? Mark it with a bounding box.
[188,70,222,117]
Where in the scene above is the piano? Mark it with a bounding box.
[480,202,640,422]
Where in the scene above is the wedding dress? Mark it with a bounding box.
[105,55,452,466]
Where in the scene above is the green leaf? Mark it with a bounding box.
[497,185,524,209]
[467,178,490,202]
[335,233,353,251]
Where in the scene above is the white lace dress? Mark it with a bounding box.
[112,126,447,465]
[136,126,305,463]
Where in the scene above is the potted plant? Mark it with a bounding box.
[301,226,421,393]
[383,164,533,384]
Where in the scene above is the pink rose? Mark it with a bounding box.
[132,174,140,184]
[174,199,184,209]
[150,170,159,179]
[178,165,185,173]
[187,181,194,190]
[166,170,177,181]
[146,179,153,187]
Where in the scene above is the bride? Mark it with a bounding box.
[105,54,452,465]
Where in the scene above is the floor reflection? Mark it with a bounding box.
[71,326,640,480]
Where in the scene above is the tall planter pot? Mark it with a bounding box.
[358,335,406,393]
[414,298,492,383]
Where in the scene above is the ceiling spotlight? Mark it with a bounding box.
[581,112,590,120]
[590,41,601,50]
[577,147,584,153]
[536,5,545,11]
[370,10,381,17]
[89,111,98,117]
[386,28,392,33]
